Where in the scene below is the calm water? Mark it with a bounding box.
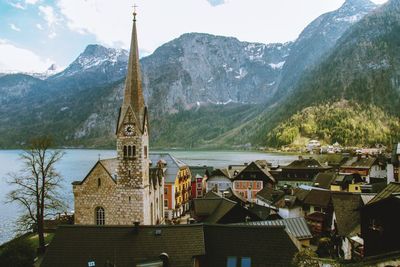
[0,149,297,244]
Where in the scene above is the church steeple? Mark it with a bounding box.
[118,9,146,132]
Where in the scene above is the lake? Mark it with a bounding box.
[0,149,298,244]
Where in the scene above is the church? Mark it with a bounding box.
[72,11,164,226]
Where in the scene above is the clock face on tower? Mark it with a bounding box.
[124,124,134,136]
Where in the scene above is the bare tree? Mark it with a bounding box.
[6,137,66,253]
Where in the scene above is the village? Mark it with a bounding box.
[36,143,400,266]
[1,1,400,266]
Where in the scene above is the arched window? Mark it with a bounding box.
[95,207,105,225]
[97,178,101,188]
[123,146,128,158]
[132,146,136,157]
[128,146,132,158]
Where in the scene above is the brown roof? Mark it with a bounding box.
[313,172,337,189]
[332,192,363,236]
[341,157,378,169]
[282,158,331,170]
[367,182,400,205]
[41,224,297,267]
[303,189,331,208]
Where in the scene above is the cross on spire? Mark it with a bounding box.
[133,3,138,21]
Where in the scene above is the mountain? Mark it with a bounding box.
[263,0,400,147]
[141,33,291,116]
[0,0,392,149]
[266,100,400,148]
[273,0,376,99]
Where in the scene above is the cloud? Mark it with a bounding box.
[39,5,57,26]
[38,5,59,39]
[9,23,21,32]
[25,0,39,4]
[9,2,25,9]
[207,0,226,6]
[0,40,53,73]
[36,23,43,30]
[57,0,343,52]
[58,0,389,55]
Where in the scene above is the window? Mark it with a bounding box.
[144,146,148,159]
[97,178,101,188]
[95,207,105,225]
[241,257,251,267]
[123,146,128,158]
[164,200,168,207]
[164,188,168,194]
[227,257,237,267]
[128,146,132,157]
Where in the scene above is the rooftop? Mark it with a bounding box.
[367,182,400,205]
[238,217,313,240]
[332,192,363,236]
[150,153,188,183]
[40,224,299,267]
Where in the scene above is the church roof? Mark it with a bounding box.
[150,153,188,183]
[117,12,146,133]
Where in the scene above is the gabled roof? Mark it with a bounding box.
[72,159,117,185]
[303,189,331,208]
[239,217,313,240]
[341,156,378,169]
[332,192,363,236]
[282,158,331,170]
[256,187,285,205]
[313,172,337,189]
[367,182,400,205]
[149,153,187,183]
[233,161,275,183]
[226,165,246,178]
[189,165,214,181]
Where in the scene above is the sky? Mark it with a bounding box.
[0,0,389,73]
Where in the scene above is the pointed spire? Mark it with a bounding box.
[121,6,145,128]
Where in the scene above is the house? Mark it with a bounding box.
[239,217,313,247]
[232,161,275,202]
[278,157,332,187]
[307,140,321,152]
[340,156,386,183]
[313,172,337,190]
[361,182,400,257]
[150,153,191,220]
[331,192,363,260]
[387,143,400,183]
[330,173,364,192]
[205,168,232,194]
[255,186,285,208]
[191,194,262,224]
[303,189,332,216]
[189,166,213,199]
[273,188,309,219]
[303,190,333,236]
[40,224,299,267]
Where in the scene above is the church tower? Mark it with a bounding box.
[116,10,151,224]
[73,10,163,227]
